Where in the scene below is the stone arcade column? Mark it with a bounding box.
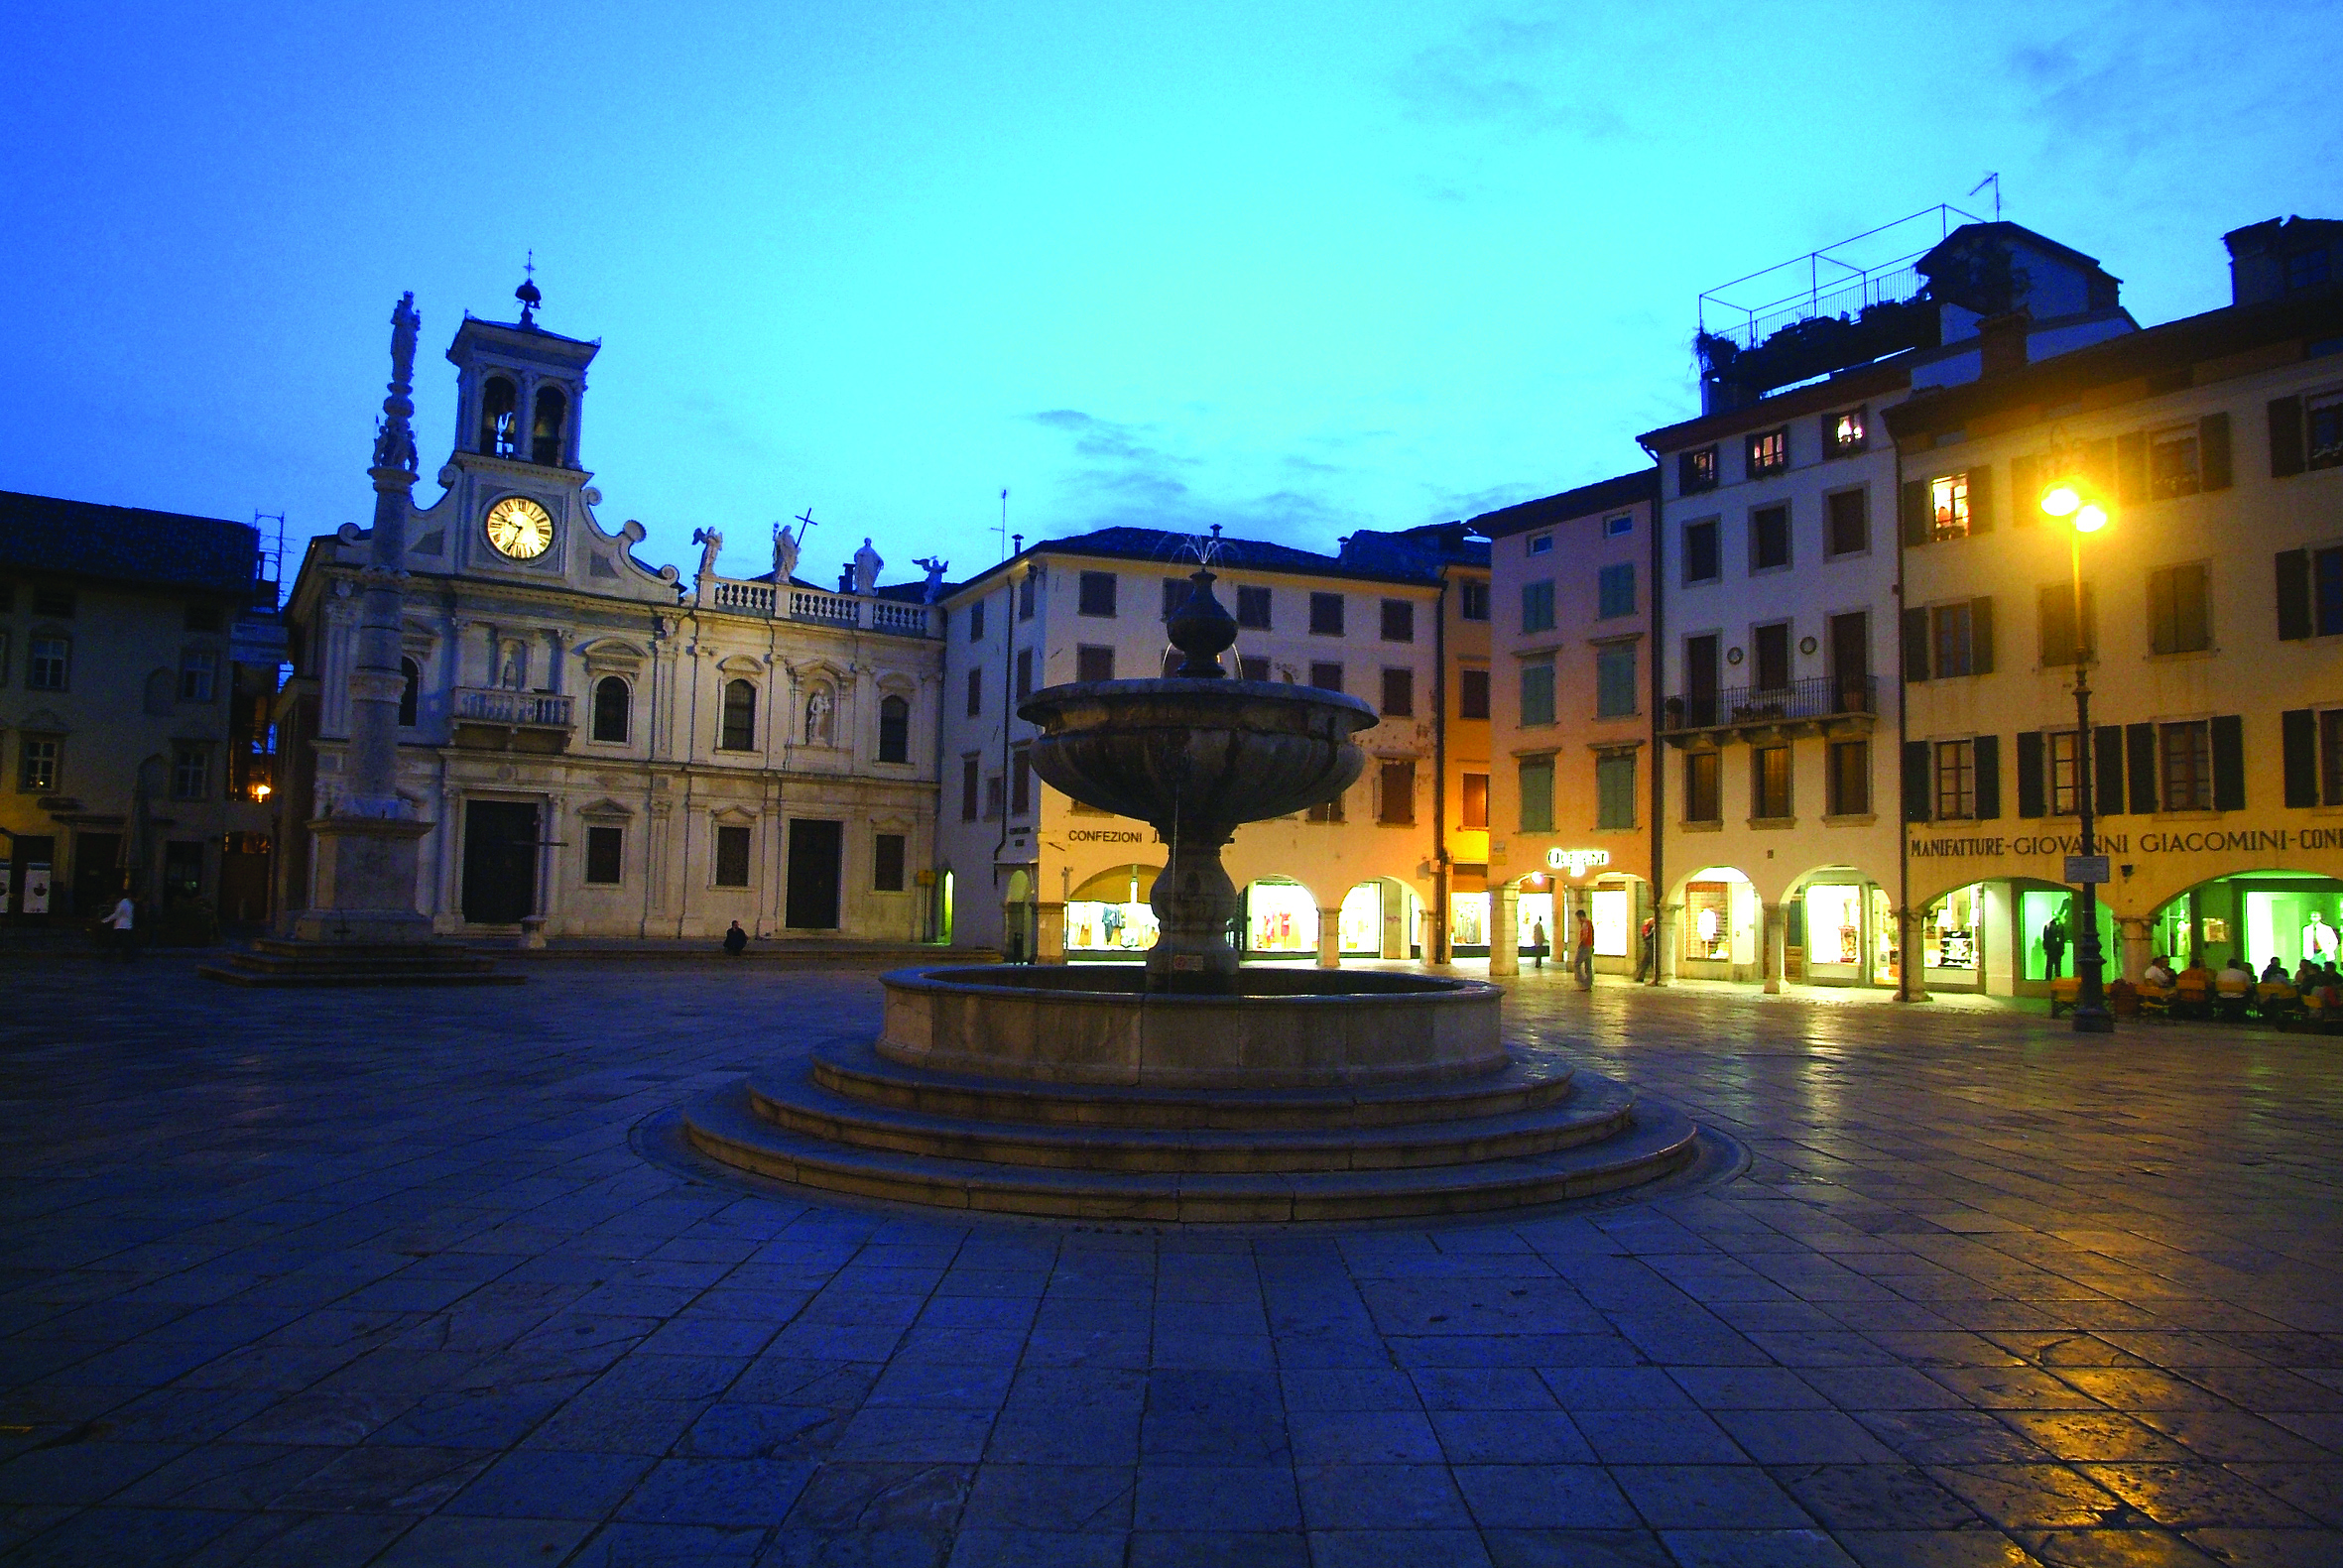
[1489,884,1521,977]
[1316,906,1342,969]
[1035,903,1066,964]
[2119,916,2153,985]
[1898,905,1930,1002]
[1656,901,1679,985]
[1762,901,1787,995]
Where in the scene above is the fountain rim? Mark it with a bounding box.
[1017,675,1380,728]
[883,964,1503,1008]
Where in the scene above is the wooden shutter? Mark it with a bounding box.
[1972,734,2002,820]
[1969,596,1995,675]
[2095,726,2127,815]
[2016,731,2045,818]
[2010,454,2038,527]
[2277,549,2313,640]
[2080,436,2115,495]
[1902,606,1931,682]
[2200,413,2232,491]
[1901,480,1929,546]
[2282,709,2318,807]
[1903,741,1932,822]
[1967,463,1993,534]
[2127,723,2158,813]
[2115,430,2149,505]
[2210,715,2246,811]
[2270,396,2306,477]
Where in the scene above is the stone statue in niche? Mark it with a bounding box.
[805,685,834,746]
[499,641,527,690]
[852,538,883,595]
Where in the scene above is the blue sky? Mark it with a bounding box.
[4,1,2335,588]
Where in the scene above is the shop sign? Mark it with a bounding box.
[1911,824,2343,862]
[1066,828,1144,843]
[2063,854,2111,886]
[1544,847,1611,877]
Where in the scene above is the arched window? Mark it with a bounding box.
[531,386,568,467]
[878,693,911,764]
[720,678,757,751]
[480,377,518,457]
[592,675,630,743]
[399,657,421,726]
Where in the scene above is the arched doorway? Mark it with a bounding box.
[1787,865,1897,989]
[1674,866,1759,980]
[1241,877,1319,957]
[2148,869,2341,974]
[1003,869,1034,963]
[1065,863,1160,958]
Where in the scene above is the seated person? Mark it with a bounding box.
[2142,955,2175,989]
[2217,957,2255,994]
[2263,956,2290,984]
[2175,957,2213,990]
[2297,958,2325,992]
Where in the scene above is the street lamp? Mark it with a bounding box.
[2040,476,2114,1033]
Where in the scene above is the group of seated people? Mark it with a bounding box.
[2133,952,2343,1023]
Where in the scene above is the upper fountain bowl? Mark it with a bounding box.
[1018,677,1376,830]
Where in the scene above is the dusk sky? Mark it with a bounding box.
[6,2,2335,590]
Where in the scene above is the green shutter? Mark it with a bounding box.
[1969,596,1995,675]
[1901,480,1929,545]
[1903,741,1932,822]
[1903,607,1931,682]
[2200,413,2232,491]
[2271,397,2306,478]
[2016,731,2045,818]
[1972,734,2002,820]
[2210,715,2246,811]
[2282,709,2318,807]
[2095,726,2127,815]
[2127,723,2158,813]
[1967,463,1993,534]
[2277,549,2314,640]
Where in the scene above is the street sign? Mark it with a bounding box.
[2064,854,2111,886]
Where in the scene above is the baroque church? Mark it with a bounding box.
[276,280,947,941]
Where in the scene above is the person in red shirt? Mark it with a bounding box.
[1575,909,1596,990]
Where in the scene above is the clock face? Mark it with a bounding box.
[484,496,555,560]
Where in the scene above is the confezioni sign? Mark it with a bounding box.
[1066,829,1145,844]
[1544,848,1611,876]
[1909,825,2343,860]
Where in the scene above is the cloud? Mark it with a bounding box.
[1389,13,1636,143]
[1022,407,1374,546]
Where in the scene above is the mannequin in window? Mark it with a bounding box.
[805,686,834,746]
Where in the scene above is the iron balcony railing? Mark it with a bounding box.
[1661,674,1877,734]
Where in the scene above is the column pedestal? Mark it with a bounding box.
[1316,907,1342,969]
[1898,905,1930,1002]
[1036,902,1066,964]
[1762,901,1787,996]
[1489,885,1521,977]
[2118,917,2152,985]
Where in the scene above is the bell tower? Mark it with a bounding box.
[436,265,601,576]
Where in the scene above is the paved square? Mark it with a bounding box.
[3,956,2339,1566]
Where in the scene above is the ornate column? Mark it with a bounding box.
[1762,901,1787,995]
[289,295,433,944]
[1490,884,1521,977]
[1316,905,1343,969]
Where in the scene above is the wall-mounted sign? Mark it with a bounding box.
[1544,848,1611,877]
[1066,829,1144,844]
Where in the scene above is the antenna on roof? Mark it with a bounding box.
[253,511,287,609]
[1968,172,2002,222]
[998,488,1010,561]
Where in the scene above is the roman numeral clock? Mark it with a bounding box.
[483,495,555,560]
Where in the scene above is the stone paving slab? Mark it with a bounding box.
[1,955,2339,1566]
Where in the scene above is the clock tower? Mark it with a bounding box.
[434,272,601,577]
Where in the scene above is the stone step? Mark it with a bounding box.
[810,1038,1574,1130]
[197,944,522,988]
[682,1080,1701,1223]
[749,1054,1624,1173]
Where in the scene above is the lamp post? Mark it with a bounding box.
[2039,481,2115,1033]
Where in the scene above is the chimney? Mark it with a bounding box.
[1978,309,2031,377]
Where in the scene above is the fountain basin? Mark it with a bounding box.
[878,965,1506,1089]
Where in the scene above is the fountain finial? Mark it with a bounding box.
[1165,566,1238,678]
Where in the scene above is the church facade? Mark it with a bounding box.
[278,289,947,942]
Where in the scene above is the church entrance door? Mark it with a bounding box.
[462,800,539,924]
[786,818,843,930]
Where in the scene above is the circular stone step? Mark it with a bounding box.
[808,1038,1574,1131]
[680,1076,1701,1223]
[748,1052,1626,1174]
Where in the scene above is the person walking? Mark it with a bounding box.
[2040,913,2067,980]
[1575,909,1596,990]
[1635,913,1655,982]
[1529,918,1545,970]
[722,919,748,956]
[103,891,137,962]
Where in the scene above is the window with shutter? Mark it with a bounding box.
[1595,754,1637,829]
[1825,488,1869,556]
[2201,413,2233,490]
[2324,711,2343,807]
[1932,602,1973,678]
[2039,581,2096,666]
[1901,480,1929,546]
[2149,563,2210,654]
[2269,396,2306,477]
[2046,730,2084,815]
[2017,731,2045,818]
[1973,735,2001,820]
[2277,549,2314,639]
[1520,660,1555,727]
[2095,726,2127,815]
[1928,474,1970,540]
[2149,426,2202,497]
[1932,739,1976,820]
[1751,745,1791,819]
[2283,709,2319,807]
[2311,394,2343,469]
[2211,715,2246,810]
[2161,721,2214,810]
[1902,741,1931,822]
[2321,547,2343,636]
[1902,607,1931,682]
[1519,757,1555,832]
[2127,724,2158,813]
[1595,645,1637,717]
[1967,464,1993,533]
[1682,752,1719,824]
[2116,430,2150,504]
[1969,596,1994,675]
[1826,739,1869,815]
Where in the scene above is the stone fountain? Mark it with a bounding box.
[680,563,1701,1220]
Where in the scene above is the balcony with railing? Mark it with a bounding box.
[699,576,937,638]
[1660,675,1878,745]
[451,685,576,753]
